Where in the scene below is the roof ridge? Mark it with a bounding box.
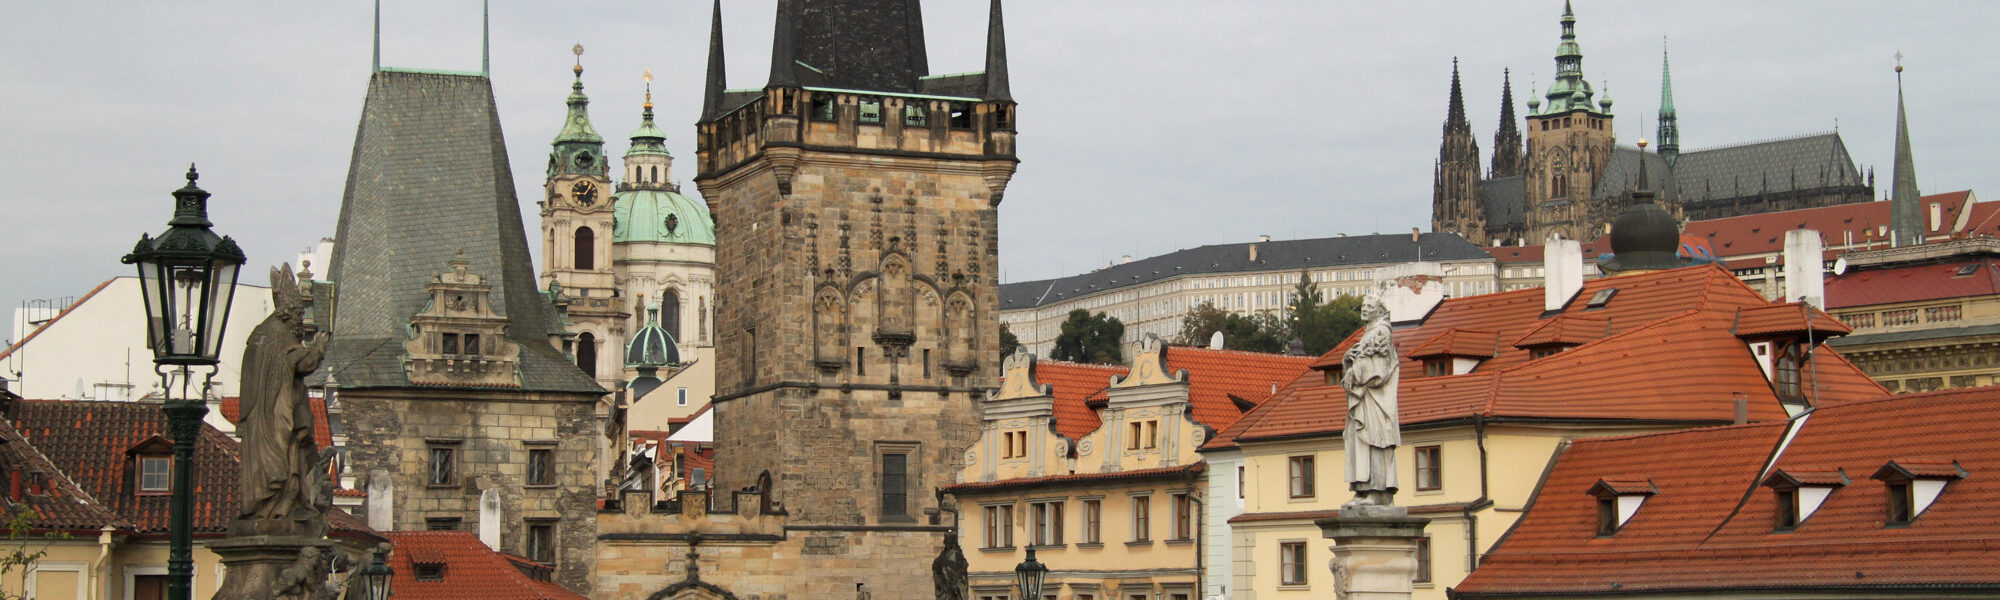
[1565,417,1790,447]
[0,277,117,363]
[1492,308,1704,378]
[1677,130,1838,155]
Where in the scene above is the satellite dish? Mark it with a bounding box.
[1832,256,1848,275]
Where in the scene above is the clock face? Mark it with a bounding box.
[571,182,599,207]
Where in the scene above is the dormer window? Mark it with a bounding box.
[1871,459,1966,527]
[1587,479,1657,537]
[138,456,172,494]
[1774,343,1805,400]
[1423,358,1449,377]
[1762,468,1849,532]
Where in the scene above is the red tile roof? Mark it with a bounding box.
[1732,302,1852,337]
[0,418,128,533]
[1207,266,1886,450]
[1459,385,2000,597]
[1510,313,1609,348]
[1409,329,1500,359]
[1824,258,2000,309]
[381,530,588,600]
[1012,348,1313,441]
[220,396,335,448]
[1683,191,1975,258]
[1018,360,1127,440]
[13,399,241,534]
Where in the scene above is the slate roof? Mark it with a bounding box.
[1481,175,1528,230]
[772,0,928,94]
[323,70,600,394]
[1593,134,1868,205]
[1204,265,1885,450]
[1000,233,1492,310]
[1458,386,2000,597]
[1824,258,2000,309]
[0,417,128,532]
[13,400,239,535]
[381,530,589,600]
[1683,191,1974,259]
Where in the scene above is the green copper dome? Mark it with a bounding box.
[613,188,714,246]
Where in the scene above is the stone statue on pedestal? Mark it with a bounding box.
[932,530,968,600]
[1341,290,1401,512]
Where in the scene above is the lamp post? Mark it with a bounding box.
[123,165,246,600]
[353,546,394,600]
[1014,547,1048,600]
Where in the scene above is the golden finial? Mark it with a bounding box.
[1894,50,1904,73]
[643,68,654,109]
[572,43,585,76]
[1637,137,1649,150]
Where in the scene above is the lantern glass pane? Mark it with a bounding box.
[135,258,169,356]
[168,263,205,358]
[199,260,240,361]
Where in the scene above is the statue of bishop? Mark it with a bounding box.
[1341,290,1400,510]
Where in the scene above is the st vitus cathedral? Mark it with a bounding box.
[1434,2,1875,246]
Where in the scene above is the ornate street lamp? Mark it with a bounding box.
[123,165,245,600]
[353,546,395,600]
[1014,547,1048,600]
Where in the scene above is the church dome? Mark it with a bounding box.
[625,305,681,368]
[613,188,714,246]
[1601,200,1685,273]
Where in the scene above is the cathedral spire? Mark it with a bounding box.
[481,0,489,76]
[700,0,728,122]
[1889,53,1923,247]
[982,0,1012,102]
[371,0,381,73]
[1657,38,1680,165]
[1543,0,1596,114]
[1445,58,1469,134]
[1493,69,1524,177]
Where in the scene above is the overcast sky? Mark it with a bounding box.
[4,1,1996,340]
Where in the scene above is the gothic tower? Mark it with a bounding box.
[1889,58,1923,247]
[1657,42,1680,166]
[1492,69,1525,177]
[1432,59,1485,242]
[542,50,622,388]
[692,0,1015,593]
[1523,0,1615,242]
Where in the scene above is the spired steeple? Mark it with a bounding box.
[1445,58,1471,135]
[1541,1,1598,114]
[1658,39,1680,165]
[766,0,930,93]
[1433,58,1484,239]
[982,0,1012,103]
[1889,55,1924,247]
[1493,69,1524,177]
[700,0,728,122]
[550,45,605,179]
[624,70,675,191]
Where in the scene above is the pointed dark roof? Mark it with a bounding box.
[1445,58,1470,134]
[1482,175,1529,229]
[981,0,1011,102]
[699,0,728,122]
[323,70,601,393]
[768,0,929,93]
[1890,69,1923,247]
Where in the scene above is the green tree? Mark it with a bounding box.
[998,323,1021,360]
[1289,268,1364,355]
[1049,309,1125,365]
[1175,302,1289,353]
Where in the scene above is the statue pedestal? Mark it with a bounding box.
[1316,515,1430,600]
[207,535,336,600]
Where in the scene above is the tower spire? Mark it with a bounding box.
[1658,37,1679,165]
[1445,58,1469,134]
[481,0,489,76]
[767,0,799,87]
[550,43,603,175]
[700,0,728,122]
[1543,1,1595,113]
[1889,52,1923,247]
[982,0,1012,102]
[372,0,381,73]
[1493,68,1524,177]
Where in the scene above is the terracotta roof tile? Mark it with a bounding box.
[383,530,588,600]
[0,418,128,532]
[1766,468,1849,487]
[1824,258,2000,309]
[1209,266,1885,449]
[1164,346,1317,433]
[1733,302,1852,337]
[220,397,335,449]
[14,399,241,534]
[1460,385,2000,596]
[1683,191,1973,258]
[1015,360,1127,440]
[1511,313,1609,348]
[1409,329,1499,359]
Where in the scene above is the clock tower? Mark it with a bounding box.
[542,45,621,388]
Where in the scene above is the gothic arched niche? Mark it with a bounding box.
[944,290,977,367]
[877,253,914,336]
[576,331,598,379]
[663,289,683,340]
[813,286,846,367]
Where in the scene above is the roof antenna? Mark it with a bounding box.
[481,0,490,76]
[371,0,381,73]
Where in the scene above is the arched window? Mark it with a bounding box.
[577,332,598,379]
[574,227,595,270]
[663,290,683,340]
[652,166,660,183]
[1775,343,1803,398]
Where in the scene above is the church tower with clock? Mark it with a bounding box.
[542,47,623,388]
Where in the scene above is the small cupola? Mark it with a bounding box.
[1762,468,1849,532]
[1600,140,1685,274]
[1588,479,1657,537]
[1871,459,1966,527]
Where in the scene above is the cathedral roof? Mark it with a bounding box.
[1592,133,1866,206]
[1481,175,1528,230]
[613,188,714,246]
[322,70,602,394]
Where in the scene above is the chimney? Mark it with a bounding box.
[1733,392,1749,425]
[479,488,502,549]
[366,469,395,532]
[1782,229,1826,308]
[1248,244,1259,262]
[1930,201,1943,232]
[1412,227,1422,243]
[1543,234,1585,311]
[1121,255,1133,264]
[1258,234,1272,243]
[1377,263,1447,323]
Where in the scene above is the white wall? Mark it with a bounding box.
[0,278,273,400]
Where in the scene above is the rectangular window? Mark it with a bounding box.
[428,446,457,486]
[948,102,974,129]
[1238,466,1246,499]
[677,388,688,406]
[1032,501,1064,546]
[984,505,1014,548]
[857,98,883,124]
[441,332,460,355]
[881,453,908,517]
[527,448,554,486]
[856,346,867,376]
[1887,482,1913,525]
[1289,455,1316,498]
[1172,493,1194,541]
[1416,446,1442,491]
[923,349,932,378]
[1144,420,1158,449]
[1596,498,1618,536]
[1423,359,1449,377]
[1131,496,1151,542]
[1280,541,1307,585]
[1082,499,1101,544]
[1128,422,1142,450]
[425,517,461,531]
[463,333,480,355]
[138,456,172,493]
[1775,489,1799,530]
[904,104,928,126]
[525,521,556,564]
[1415,537,1433,583]
[810,95,835,121]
